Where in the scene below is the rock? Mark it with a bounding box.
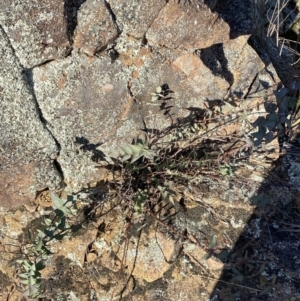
[0,0,77,68]
[146,1,230,50]
[32,53,130,147]
[129,46,207,129]
[0,26,61,209]
[195,35,264,99]
[110,0,166,39]
[74,0,119,56]
[172,52,230,100]
[119,225,175,282]
[223,35,265,98]
[32,52,136,191]
[0,208,33,300]
[213,0,254,38]
[0,0,266,195]
[0,270,12,301]
[2,1,300,300]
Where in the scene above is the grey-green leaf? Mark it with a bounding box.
[120,145,133,155]
[50,192,65,210]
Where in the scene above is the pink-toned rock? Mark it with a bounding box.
[47,227,98,268]
[0,163,36,210]
[193,35,265,99]
[146,1,230,50]
[116,225,176,282]
[173,53,230,100]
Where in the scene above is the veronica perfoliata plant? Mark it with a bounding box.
[16,192,78,298]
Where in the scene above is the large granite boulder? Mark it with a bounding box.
[0,0,267,200]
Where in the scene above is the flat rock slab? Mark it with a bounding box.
[74,0,119,56]
[146,1,230,50]
[0,0,74,68]
[32,52,133,190]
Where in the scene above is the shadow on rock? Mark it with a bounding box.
[209,133,300,300]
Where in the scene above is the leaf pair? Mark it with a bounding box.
[51,192,77,216]
[116,138,155,164]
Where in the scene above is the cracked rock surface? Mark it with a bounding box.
[1,0,300,300]
[0,0,266,195]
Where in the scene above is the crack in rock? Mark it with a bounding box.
[104,0,122,34]
[64,0,87,43]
